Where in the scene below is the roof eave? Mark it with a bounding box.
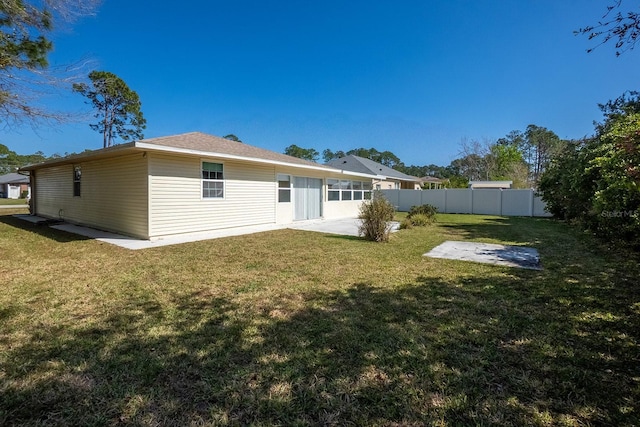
[135,142,378,176]
[19,142,138,171]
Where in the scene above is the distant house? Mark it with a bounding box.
[20,132,376,240]
[420,176,448,189]
[0,172,30,199]
[326,155,422,190]
[468,180,513,189]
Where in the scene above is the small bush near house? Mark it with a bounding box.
[407,204,438,223]
[408,213,433,226]
[399,218,413,230]
[358,191,395,242]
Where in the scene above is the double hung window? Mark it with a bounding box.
[202,162,224,198]
[277,174,291,202]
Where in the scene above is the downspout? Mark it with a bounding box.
[29,170,35,214]
[17,170,34,214]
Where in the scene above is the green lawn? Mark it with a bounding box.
[0,198,29,205]
[1,211,638,426]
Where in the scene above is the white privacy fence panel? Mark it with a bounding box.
[443,190,472,214]
[381,189,552,217]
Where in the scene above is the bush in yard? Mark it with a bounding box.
[407,213,433,226]
[399,218,414,230]
[358,191,395,242]
[407,204,438,224]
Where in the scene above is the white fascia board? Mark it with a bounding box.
[135,142,338,173]
[337,170,380,179]
[373,175,418,182]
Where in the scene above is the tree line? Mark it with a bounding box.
[0,143,90,174]
[539,91,640,248]
[283,123,566,189]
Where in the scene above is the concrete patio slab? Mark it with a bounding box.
[50,222,286,250]
[424,240,542,270]
[288,217,400,236]
[13,214,394,249]
[13,214,50,224]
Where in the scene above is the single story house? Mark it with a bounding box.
[20,132,377,240]
[0,172,30,199]
[420,176,448,189]
[326,155,422,190]
[468,180,513,189]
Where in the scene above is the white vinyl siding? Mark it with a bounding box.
[148,153,276,237]
[34,154,149,238]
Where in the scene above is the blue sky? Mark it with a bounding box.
[3,0,639,166]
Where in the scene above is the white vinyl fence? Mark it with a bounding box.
[381,189,552,217]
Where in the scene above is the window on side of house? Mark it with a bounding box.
[363,181,372,199]
[353,180,363,200]
[327,178,340,201]
[341,180,352,200]
[73,166,81,197]
[277,174,291,203]
[202,161,224,198]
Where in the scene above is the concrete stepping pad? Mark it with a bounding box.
[424,240,541,270]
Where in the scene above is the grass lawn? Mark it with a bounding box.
[0,198,29,206]
[1,210,639,426]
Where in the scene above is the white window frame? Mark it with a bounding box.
[73,165,81,197]
[327,179,372,201]
[201,161,225,199]
[277,173,291,203]
[363,181,372,199]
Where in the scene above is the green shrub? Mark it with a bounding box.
[358,191,396,242]
[407,204,437,224]
[407,213,431,226]
[399,218,414,230]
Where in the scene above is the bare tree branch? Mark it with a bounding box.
[0,0,102,127]
[576,0,640,56]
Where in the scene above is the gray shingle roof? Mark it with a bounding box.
[0,172,30,184]
[141,132,331,169]
[326,155,420,182]
[21,132,341,172]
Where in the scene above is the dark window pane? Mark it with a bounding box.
[278,189,291,203]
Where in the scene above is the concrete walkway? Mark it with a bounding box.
[12,214,378,250]
[0,204,29,209]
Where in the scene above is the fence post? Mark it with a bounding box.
[470,188,474,214]
[443,188,447,213]
[529,189,534,217]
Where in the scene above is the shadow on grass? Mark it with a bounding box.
[438,216,541,244]
[2,269,638,425]
[0,214,90,243]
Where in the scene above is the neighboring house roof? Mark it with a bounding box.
[326,155,420,182]
[420,176,448,184]
[21,132,375,177]
[469,180,513,189]
[0,172,30,184]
